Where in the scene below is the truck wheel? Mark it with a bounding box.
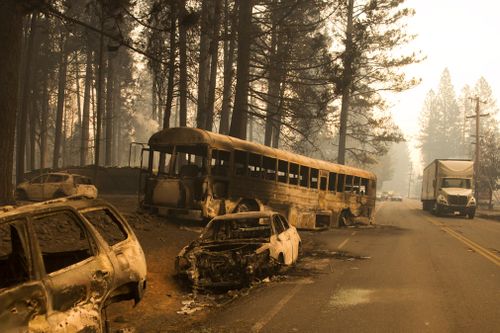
[467,209,475,219]
[433,203,441,216]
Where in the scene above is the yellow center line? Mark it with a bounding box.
[425,216,500,267]
[338,238,350,249]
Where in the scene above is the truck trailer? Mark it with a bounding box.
[421,159,476,218]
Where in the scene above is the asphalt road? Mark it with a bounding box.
[185,199,500,333]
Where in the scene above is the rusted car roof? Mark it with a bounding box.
[0,197,112,221]
[148,127,376,180]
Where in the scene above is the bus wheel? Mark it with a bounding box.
[339,211,352,227]
[234,200,259,213]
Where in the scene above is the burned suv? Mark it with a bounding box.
[0,197,147,332]
[176,211,301,289]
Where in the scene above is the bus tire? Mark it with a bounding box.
[234,199,260,213]
[339,211,352,227]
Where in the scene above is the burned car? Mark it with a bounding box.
[175,211,301,289]
[0,197,146,332]
[15,172,98,201]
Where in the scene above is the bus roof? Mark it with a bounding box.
[149,127,376,180]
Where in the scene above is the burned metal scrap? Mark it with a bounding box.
[175,211,301,289]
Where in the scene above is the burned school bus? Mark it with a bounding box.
[140,127,376,229]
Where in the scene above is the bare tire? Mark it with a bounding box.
[234,200,259,213]
[53,190,66,199]
[339,211,352,227]
[467,209,475,219]
[15,189,28,201]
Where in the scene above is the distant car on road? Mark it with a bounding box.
[175,211,301,288]
[0,197,147,332]
[15,172,98,201]
[391,195,403,202]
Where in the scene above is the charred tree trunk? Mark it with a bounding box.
[337,0,354,165]
[205,0,222,132]
[219,0,237,135]
[80,47,92,166]
[95,18,106,166]
[16,13,37,183]
[196,0,212,130]
[0,0,24,204]
[112,68,121,165]
[229,0,252,139]
[163,5,177,129]
[105,52,115,166]
[178,3,188,127]
[29,80,38,170]
[40,69,48,170]
[152,76,157,120]
[52,35,68,169]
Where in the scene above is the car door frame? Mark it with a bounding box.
[28,207,114,330]
[0,216,49,332]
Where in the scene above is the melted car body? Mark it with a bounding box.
[16,172,98,201]
[0,198,146,332]
[176,211,301,289]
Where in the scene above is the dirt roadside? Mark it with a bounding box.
[102,195,209,332]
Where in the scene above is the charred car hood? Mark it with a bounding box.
[176,240,276,288]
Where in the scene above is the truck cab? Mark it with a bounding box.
[421,160,476,219]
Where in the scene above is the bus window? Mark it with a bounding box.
[234,150,247,176]
[337,174,345,192]
[345,175,354,192]
[310,169,319,189]
[263,156,277,181]
[173,145,208,176]
[278,160,288,183]
[353,176,360,194]
[289,163,299,185]
[248,153,262,178]
[360,178,369,195]
[328,173,337,192]
[360,178,368,195]
[299,166,309,188]
[211,149,231,176]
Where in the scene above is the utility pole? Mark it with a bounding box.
[407,163,413,199]
[466,97,488,200]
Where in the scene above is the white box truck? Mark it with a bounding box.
[421,159,476,218]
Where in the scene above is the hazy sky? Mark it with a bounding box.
[388,0,500,166]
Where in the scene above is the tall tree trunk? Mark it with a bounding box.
[40,69,48,169]
[0,0,24,204]
[95,18,106,166]
[75,52,82,127]
[112,67,121,165]
[105,52,115,166]
[52,35,67,169]
[163,5,177,129]
[29,81,38,170]
[229,0,252,139]
[219,0,238,135]
[16,13,37,183]
[206,0,222,132]
[80,47,92,166]
[196,0,212,129]
[152,76,157,119]
[178,2,188,127]
[337,0,354,165]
